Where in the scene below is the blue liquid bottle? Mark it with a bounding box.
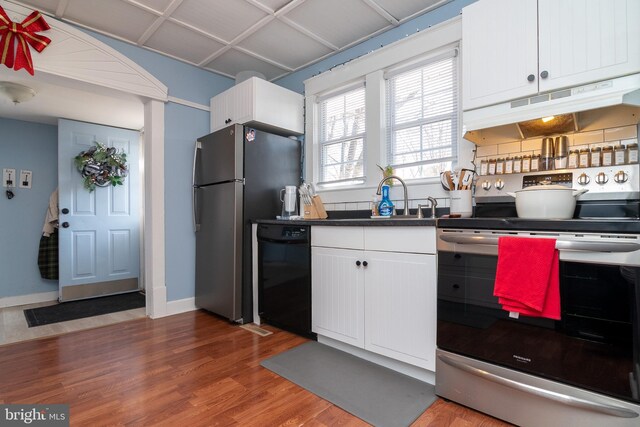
[378,184,394,216]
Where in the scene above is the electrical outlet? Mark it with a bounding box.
[19,170,32,189]
[3,168,16,188]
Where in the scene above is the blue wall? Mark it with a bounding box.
[0,118,58,297]
[275,0,476,93]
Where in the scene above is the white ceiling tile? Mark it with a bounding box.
[204,48,288,80]
[12,0,60,15]
[371,0,447,21]
[64,0,158,42]
[130,0,174,13]
[252,0,295,13]
[145,20,225,64]
[238,19,333,69]
[284,0,389,48]
[171,0,267,42]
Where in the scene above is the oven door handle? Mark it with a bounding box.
[438,354,639,419]
[439,234,640,253]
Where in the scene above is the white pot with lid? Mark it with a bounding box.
[507,184,588,219]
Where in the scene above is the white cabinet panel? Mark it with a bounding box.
[538,0,640,93]
[311,226,438,370]
[210,88,234,132]
[312,247,365,347]
[364,251,436,370]
[462,0,640,110]
[364,227,436,254]
[312,226,364,249]
[462,0,538,110]
[210,77,304,135]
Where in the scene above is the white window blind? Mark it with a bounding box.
[386,51,458,179]
[318,85,366,185]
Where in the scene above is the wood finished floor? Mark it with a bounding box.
[0,310,511,426]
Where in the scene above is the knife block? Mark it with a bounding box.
[303,195,327,219]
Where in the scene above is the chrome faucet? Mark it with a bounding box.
[417,197,438,219]
[376,175,409,216]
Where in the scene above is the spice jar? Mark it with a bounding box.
[480,159,489,176]
[568,150,579,169]
[602,146,614,166]
[496,157,505,175]
[488,158,497,175]
[627,143,638,164]
[530,154,540,172]
[590,147,602,167]
[579,148,590,168]
[522,155,531,173]
[513,156,522,173]
[614,144,626,165]
[505,156,514,174]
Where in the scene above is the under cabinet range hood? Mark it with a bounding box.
[464,74,640,144]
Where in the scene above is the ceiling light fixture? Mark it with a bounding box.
[0,81,36,104]
[541,115,555,123]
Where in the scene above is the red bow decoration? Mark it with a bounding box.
[0,6,51,75]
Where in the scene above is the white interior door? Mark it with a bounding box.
[58,119,141,301]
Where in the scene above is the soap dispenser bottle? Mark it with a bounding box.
[378,185,394,216]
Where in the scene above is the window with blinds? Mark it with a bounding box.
[385,52,458,179]
[318,85,366,185]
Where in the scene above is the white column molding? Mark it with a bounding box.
[144,99,167,318]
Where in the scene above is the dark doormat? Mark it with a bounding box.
[24,292,145,327]
[261,341,437,427]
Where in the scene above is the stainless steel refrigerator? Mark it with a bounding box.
[193,124,301,322]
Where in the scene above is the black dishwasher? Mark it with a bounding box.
[257,224,314,338]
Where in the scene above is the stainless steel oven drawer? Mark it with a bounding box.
[436,349,640,427]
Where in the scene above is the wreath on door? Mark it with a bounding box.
[74,142,128,192]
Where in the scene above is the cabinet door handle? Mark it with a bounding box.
[356,260,361,266]
[362,261,368,267]
[540,70,549,79]
[527,74,535,82]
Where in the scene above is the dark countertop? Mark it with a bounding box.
[255,217,640,233]
[256,218,438,227]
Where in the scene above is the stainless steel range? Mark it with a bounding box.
[435,165,640,426]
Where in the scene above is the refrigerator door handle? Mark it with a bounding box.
[193,141,201,232]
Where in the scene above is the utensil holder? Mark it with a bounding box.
[449,190,473,218]
[303,195,327,219]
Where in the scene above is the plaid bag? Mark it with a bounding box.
[38,229,58,280]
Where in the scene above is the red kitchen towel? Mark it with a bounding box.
[493,236,561,320]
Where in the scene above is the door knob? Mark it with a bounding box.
[61,208,69,214]
[61,222,69,228]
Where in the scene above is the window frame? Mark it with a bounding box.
[384,50,459,181]
[316,83,367,186]
[303,16,465,196]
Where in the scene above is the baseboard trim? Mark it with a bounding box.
[317,335,436,385]
[166,297,197,316]
[0,291,59,308]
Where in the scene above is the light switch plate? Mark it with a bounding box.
[3,168,16,188]
[19,170,32,189]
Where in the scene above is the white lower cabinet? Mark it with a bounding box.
[311,226,437,371]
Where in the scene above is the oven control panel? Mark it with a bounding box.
[522,173,573,188]
[477,164,640,201]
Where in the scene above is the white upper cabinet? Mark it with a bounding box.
[210,77,304,135]
[462,0,640,111]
